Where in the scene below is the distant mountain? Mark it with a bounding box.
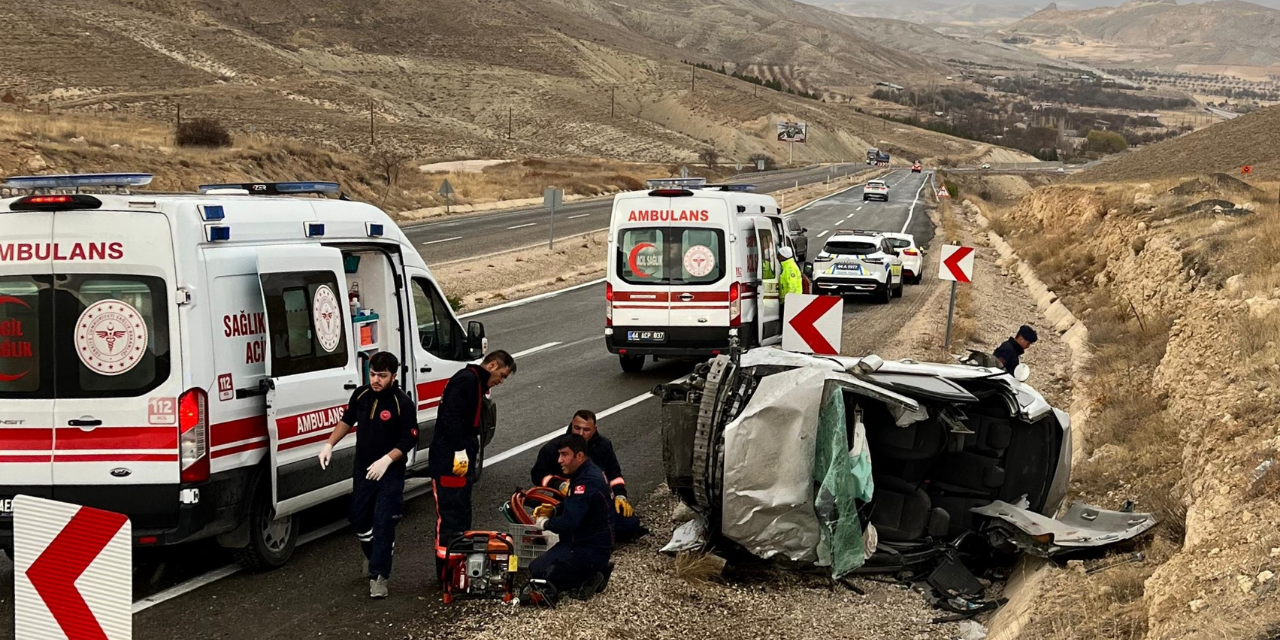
[807,0,1039,26]
[1003,0,1280,66]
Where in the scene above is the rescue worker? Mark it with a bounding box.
[994,324,1038,375]
[522,434,614,606]
[778,245,803,304]
[317,351,417,599]
[530,410,649,543]
[428,350,516,582]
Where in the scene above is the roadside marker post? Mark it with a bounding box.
[544,188,563,250]
[938,244,976,348]
[782,293,843,355]
[439,179,454,214]
[14,495,131,640]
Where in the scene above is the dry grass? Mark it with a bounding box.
[672,551,725,585]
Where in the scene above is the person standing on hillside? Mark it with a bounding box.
[428,350,516,582]
[318,351,417,599]
[994,325,1038,375]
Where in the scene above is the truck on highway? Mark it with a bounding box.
[0,173,489,570]
[605,182,798,373]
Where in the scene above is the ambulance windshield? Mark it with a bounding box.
[617,228,724,286]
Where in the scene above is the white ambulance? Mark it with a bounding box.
[605,180,796,372]
[0,173,486,569]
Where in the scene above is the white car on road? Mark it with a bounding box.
[862,179,889,202]
[809,231,904,303]
[882,232,923,284]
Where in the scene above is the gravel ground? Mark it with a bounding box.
[404,490,966,640]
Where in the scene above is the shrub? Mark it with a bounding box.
[697,147,719,169]
[176,118,232,148]
[1085,130,1127,154]
[747,153,776,171]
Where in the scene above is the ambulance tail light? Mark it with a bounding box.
[179,388,209,484]
[9,194,103,211]
[729,282,741,327]
[605,282,613,327]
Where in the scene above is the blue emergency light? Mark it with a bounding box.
[646,177,708,189]
[366,223,384,237]
[305,223,325,237]
[207,226,231,242]
[4,173,154,190]
[709,184,757,192]
[200,205,225,221]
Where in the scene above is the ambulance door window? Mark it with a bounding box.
[0,276,52,399]
[51,275,171,398]
[261,272,349,376]
[757,229,779,280]
[411,278,464,361]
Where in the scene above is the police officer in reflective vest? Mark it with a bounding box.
[427,350,516,582]
[522,433,614,605]
[530,410,648,542]
[318,351,417,599]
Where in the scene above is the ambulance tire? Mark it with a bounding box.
[232,483,297,571]
[620,354,646,373]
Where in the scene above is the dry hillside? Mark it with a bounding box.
[1003,0,1280,68]
[0,0,1039,165]
[1072,104,1280,182]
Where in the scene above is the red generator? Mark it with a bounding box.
[441,531,518,604]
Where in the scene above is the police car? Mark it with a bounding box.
[810,230,904,303]
[0,173,487,569]
[862,180,889,202]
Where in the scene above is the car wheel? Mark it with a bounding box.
[472,441,486,483]
[620,354,645,373]
[878,283,892,304]
[892,276,904,298]
[231,482,297,571]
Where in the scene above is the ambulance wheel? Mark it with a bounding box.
[892,277,904,298]
[620,354,645,373]
[232,485,297,571]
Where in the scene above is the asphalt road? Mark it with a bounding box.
[0,169,938,640]
[404,163,867,264]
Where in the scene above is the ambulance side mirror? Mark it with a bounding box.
[467,321,486,359]
[802,262,814,278]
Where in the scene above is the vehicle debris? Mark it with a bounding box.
[655,347,1158,612]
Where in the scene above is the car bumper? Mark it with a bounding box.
[813,276,887,294]
[606,326,736,358]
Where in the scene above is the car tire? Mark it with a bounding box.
[472,441,487,483]
[620,354,645,373]
[892,276,904,298]
[878,283,892,304]
[231,482,297,571]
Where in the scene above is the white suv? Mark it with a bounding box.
[882,232,923,284]
[811,231,904,303]
[862,179,889,201]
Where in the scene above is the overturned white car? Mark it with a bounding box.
[656,349,1156,578]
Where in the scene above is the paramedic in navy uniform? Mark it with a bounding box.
[318,351,417,599]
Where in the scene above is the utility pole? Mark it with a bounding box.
[176,103,182,127]
[611,87,615,118]
[508,107,512,139]
[691,63,696,94]
[369,100,375,146]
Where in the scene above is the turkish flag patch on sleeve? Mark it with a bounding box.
[574,485,586,495]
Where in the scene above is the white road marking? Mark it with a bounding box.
[817,230,830,238]
[567,213,590,219]
[422,236,462,246]
[834,219,844,226]
[507,222,537,230]
[510,341,562,359]
[901,179,929,234]
[459,278,605,319]
[856,206,863,211]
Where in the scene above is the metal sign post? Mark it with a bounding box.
[938,244,976,348]
[544,188,563,250]
[944,281,958,348]
[439,179,455,214]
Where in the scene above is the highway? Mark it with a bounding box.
[0,170,937,640]
[404,163,867,263]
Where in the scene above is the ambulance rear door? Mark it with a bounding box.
[753,218,783,345]
[257,246,360,517]
[0,209,55,516]
[611,199,673,333]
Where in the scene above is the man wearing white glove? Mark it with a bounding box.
[318,351,418,599]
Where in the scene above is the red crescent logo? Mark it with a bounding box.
[380,410,392,421]
[0,295,32,382]
[627,242,656,278]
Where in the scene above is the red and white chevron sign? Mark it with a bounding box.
[14,495,131,640]
[938,245,975,283]
[782,293,843,355]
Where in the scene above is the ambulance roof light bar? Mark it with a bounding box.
[197,181,341,196]
[645,177,707,190]
[4,173,154,192]
[707,184,757,192]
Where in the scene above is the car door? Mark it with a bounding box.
[257,246,360,517]
[754,221,782,344]
[406,267,470,468]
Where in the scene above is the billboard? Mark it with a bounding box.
[777,121,807,143]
